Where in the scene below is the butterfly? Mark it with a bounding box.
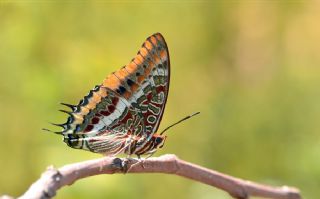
[46,33,199,158]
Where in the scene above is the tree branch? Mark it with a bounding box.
[9,154,301,199]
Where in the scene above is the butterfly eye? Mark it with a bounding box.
[155,137,163,144]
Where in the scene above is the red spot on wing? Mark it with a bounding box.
[119,111,132,123]
[91,117,99,124]
[146,93,152,101]
[112,97,119,105]
[100,111,111,116]
[156,85,165,93]
[84,124,94,133]
[108,105,116,113]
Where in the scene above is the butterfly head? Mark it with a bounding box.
[153,134,167,149]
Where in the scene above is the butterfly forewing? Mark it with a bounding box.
[59,33,170,155]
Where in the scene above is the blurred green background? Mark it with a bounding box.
[0,1,319,199]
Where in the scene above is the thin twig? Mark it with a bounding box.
[4,154,301,199]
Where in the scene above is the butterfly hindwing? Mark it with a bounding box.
[58,33,170,155]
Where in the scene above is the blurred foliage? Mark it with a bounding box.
[0,1,319,199]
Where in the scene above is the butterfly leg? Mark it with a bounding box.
[144,149,157,159]
[136,154,146,168]
[125,154,144,173]
[136,150,157,169]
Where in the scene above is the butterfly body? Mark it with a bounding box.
[53,33,170,157]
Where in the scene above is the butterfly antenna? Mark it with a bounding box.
[160,112,200,135]
[42,128,63,135]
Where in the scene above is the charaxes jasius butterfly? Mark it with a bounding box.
[46,33,199,158]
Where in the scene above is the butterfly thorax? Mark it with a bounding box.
[125,134,167,156]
